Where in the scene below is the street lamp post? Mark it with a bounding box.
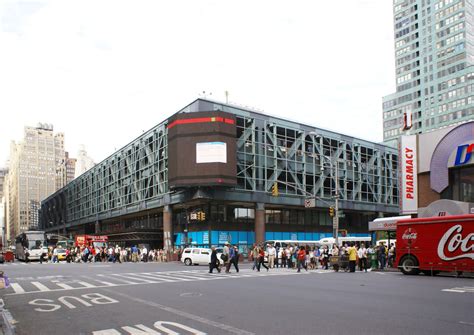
[333,162,339,246]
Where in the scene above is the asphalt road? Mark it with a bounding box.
[0,261,473,335]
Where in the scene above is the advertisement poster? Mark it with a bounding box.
[196,142,227,163]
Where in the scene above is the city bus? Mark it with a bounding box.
[15,231,48,261]
[317,236,372,247]
[264,240,321,248]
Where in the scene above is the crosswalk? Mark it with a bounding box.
[442,286,474,293]
[3,268,331,296]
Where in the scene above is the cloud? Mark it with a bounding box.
[0,0,395,166]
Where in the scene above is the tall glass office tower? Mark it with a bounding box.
[383,0,474,147]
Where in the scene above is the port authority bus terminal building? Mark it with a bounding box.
[40,99,399,252]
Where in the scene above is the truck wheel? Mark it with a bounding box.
[399,255,419,275]
[184,258,192,266]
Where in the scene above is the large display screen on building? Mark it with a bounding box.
[196,142,227,163]
[167,111,237,188]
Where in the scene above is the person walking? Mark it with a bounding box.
[267,244,276,269]
[378,242,387,270]
[225,244,237,273]
[52,247,58,263]
[131,245,138,262]
[257,247,269,272]
[297,246,307,272]
[230,246,240,273]
[251,244,259,271]
[322,246,329,270]
[39,245,46,264]
[209,247,221,273]
[223,242,231,273]
[347,242,357,273]
[358,243,368,272]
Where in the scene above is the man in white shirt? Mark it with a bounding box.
[267,244,276,268]
[142,246,148,262]
[358,244,368,272]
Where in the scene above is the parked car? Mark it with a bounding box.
[181,247,223,266]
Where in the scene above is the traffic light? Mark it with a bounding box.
[329,206,335,217]
[272,182,279,197]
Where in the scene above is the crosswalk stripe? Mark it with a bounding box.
[55,282,74,290]
[130,273,175,282]
[31,282,50,292]
[93,280,117,287]
[77,281,96,288]
[160,273,212,281]
[111,274,157,284]
[10,283,25,294]
[143,273,189,282]
[97,275,138,285]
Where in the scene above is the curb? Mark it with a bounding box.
[0,299,16,335]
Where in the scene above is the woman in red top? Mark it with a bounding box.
[257,247,269,272]
[297,246,307,272]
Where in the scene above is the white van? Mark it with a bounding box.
[181,247,223,266]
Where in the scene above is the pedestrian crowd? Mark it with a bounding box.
[208,241,396,274]
[42,245,183,264]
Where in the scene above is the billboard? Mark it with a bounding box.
[196,142,227,163]
[399,135,418,214]
[167,111,237,188]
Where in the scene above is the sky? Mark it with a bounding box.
[0,0,396,167]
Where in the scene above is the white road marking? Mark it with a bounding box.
[112,274,157,284]
[93,280,117,287]
[442,286,474,293]
[77,281,97,288]
[31,282,51,292]
[442,289,465,293]
[5,269,331,296]
[10,283,25,294]
[101,288,255,335]
[54,282,74,290]
[97,274,138,285]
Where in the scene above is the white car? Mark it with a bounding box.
[181,247,224,266]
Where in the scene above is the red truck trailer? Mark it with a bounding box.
[396,214,474,275]
[74,235,108,249]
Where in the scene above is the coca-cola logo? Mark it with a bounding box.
[437,225,474,261]
[402,228,417,241]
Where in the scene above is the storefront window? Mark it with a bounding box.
[443,166,474,202]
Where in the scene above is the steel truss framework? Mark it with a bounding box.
[41,99,399,230]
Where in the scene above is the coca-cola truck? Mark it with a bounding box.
[396,214,474,276]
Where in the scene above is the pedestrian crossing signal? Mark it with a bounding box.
[272,182,279,197]
[329,206,335,217]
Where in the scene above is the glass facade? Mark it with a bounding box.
[442,165,474,202]
[383,0,474,147]
[41,99,399,247]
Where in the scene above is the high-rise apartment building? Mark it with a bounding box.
[383,0,474,147]
[74,145,95,178]
[0,168,7,200]
[56,152,77,189]
[6,123,65,240]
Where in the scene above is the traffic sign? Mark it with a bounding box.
[304,198,316,208]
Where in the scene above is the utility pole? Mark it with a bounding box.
[333,162,339,246]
